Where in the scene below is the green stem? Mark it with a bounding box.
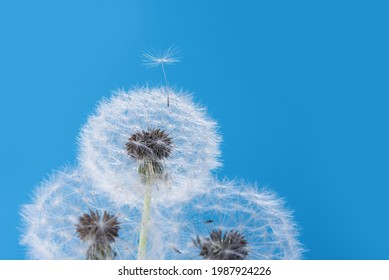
[87,243,114,260]
[137,162,153,259]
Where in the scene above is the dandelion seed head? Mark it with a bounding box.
[169,179,303,260]
[20,167,179,259]
[78,87,221,206]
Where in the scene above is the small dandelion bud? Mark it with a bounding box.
[193,229,249,260]
[76,210,120,260]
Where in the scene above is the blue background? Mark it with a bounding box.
[1,1,388,259]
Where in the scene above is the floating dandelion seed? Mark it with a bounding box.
[142,46,180,68]
[169,180,303,260]
[142,46,180,106]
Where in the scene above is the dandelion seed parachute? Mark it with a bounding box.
[168,180,303,260]
[20,167,176,259]
[78,87,221,206]
[141,46,181,68]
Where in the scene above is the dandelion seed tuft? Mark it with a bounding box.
[126,128,172,161]
[193,229,249,260]
[169,179,303,260]
[76,210,120,244]
[76,210,120,260]
[142,46,180,68]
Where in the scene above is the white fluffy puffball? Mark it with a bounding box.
[78,87,221,207]
[20,167,178,259]
[166,180,303,260]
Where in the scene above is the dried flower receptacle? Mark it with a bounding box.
[126,128,172,181]
[193,229,249,260]
[126,129,172,161]
[76,210,120,260]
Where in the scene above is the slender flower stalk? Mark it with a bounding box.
[125,128,174,258]
[137,177,152,259]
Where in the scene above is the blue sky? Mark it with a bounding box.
[1,1,388,259]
